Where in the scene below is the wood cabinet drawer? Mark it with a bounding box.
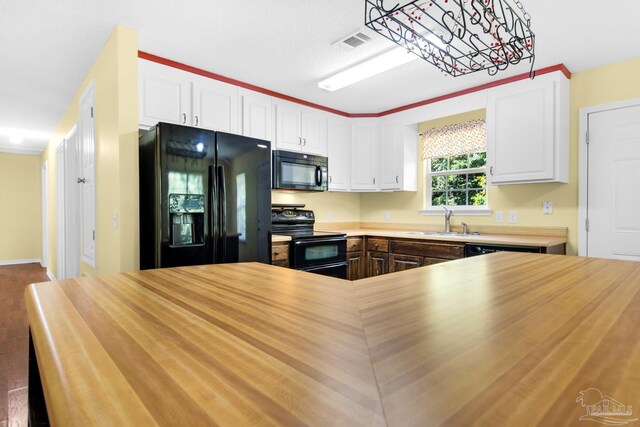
[390,240,464,260]
[271,243,289,262]
[366,238,389,252]
[347,237,363,253]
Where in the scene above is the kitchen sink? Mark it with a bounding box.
[402,231,480,237]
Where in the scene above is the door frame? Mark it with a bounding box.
[41,161,48,268]
[56,140,66,279]
[578,97,640,256]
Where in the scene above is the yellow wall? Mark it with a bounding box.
[40,25,139,277]
[0,153,42,261]
[272,190,361,223]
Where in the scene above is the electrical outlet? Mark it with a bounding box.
[113,210,118,228]
[327,211,334,221]
[495,211,504,223]
[384,211,390,221]
[509,211,517,224]
[543,200,553,215]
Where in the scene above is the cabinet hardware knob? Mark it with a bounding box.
[182,113,187,124]
[303,138,307,146]
[396,175,399,183]
[329,176,332,183]
[490,166,494,175]
[77,178,86,184]
[298,137,302,145]
[373,177,376,185]
[194,115,199,126]
[274,251,279,256]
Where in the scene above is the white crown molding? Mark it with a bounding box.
[0,145,43,155]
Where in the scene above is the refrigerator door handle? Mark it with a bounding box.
[217,165,227,262]
[208,165,218,262]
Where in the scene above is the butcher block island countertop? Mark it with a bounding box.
[26,254,640,426]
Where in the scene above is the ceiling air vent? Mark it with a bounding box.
[333,30,372,51]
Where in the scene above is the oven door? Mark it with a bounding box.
[299,262,348,279]
[290,237,347,269]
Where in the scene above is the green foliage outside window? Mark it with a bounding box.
[430,152,487,206]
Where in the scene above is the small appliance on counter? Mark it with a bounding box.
[272,150,328,191]
[271,204,347,278]
[139,122,272,269]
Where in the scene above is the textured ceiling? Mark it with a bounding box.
[1,0,639,153]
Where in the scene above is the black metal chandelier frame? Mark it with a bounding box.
[365,0,535,77]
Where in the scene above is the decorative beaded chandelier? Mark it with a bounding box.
[365,0,535,77]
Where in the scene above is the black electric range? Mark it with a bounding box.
[272,204,347,278]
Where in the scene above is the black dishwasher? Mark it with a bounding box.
[464,243,541,257]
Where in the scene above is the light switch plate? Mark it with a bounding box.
[543,200,553,215]
[495,211,504,223]
[327,211,334,221]
[384,211,390,221]
[509,211,517,224]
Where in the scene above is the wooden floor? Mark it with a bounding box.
[0,263,48,427]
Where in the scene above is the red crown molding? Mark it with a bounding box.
[138,51,351,118]
[138,51,571,119]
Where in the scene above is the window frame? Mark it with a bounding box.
[420,154,492,216]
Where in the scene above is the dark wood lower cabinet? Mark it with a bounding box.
[389,254,423,272]
[367,251,389,277]
[347,252,365,281]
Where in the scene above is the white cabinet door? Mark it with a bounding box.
[192,76,238,133]
[351,121,378,191]
[240,89,272,142]
[379,122,401,190]
[275,103,302,151]
[139,59,190,128]
[327,117,350,191]
[301,111,327,156]
[487,76,568,184]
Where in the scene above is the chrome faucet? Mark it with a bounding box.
[461,222,468,235]
[442,206,452,233]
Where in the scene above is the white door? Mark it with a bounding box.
[301,111,327,156]
[138,59,190,127]
[240,89,272,141]
[79,83,96,266]
[65,128,80,277]
[587,104,640,260]
[192,76,238,132]
[327,118,350,191]
[379,122,401,190]
[275,103,302,151]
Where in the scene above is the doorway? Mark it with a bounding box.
[579,99,640,259]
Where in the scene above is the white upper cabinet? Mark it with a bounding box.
[486,73,569,184]
[191,75,238,133]
[274,100,327,156]
[239,88,273,142]
[139,59,190,127]
[379,120,418,191]
[139,59,238,132]
[351,119,379,191]
[327,117,351,191]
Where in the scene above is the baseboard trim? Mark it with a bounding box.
[46,269,56,281]
[0,258,42,266]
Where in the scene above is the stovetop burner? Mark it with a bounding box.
[271,205,345,240]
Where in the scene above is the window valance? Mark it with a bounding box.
[420,119,486,160]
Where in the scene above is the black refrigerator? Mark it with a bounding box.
[139,122,272,270]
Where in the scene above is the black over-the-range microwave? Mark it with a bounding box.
[272,150,328,191]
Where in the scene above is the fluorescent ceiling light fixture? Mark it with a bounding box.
[9,134,24,144]
[0,126,51,141]
[318,47,417,92]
